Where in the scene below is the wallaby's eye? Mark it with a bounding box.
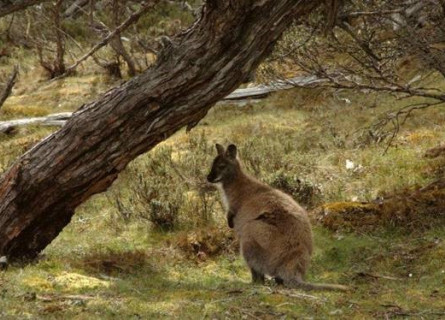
[217,163,226,170]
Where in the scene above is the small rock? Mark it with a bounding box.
[345,159,355,170]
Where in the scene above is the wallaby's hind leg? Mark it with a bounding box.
[241,238,267,285]
[250,268,265,284]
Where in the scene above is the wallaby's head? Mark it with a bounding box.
[207,144,240,184]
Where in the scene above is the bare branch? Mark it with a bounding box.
[54,0,66,76]
[61,0,160,78]
[0,0,49,18]
[63,0,89,18]
[380,100,445,154]
[317,76,445,102]
[0,66,18,111]
[89,0,138,77]
[338,21,380,62]
[340,9,404,19]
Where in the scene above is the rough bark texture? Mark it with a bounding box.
[0,0,49,18]
[0,0,322,261]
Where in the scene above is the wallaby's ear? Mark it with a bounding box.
[215,143,225,155]
[226,144,237,159]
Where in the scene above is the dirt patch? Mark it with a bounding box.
[424,144,445,159]
[74,249,153,276]
[171,227,239,261]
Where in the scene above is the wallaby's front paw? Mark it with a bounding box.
[227,210,235,228]
[228,215,234,228]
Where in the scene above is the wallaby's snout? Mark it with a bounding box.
[206,163,220,183]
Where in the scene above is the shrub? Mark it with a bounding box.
[108,132,222,231]
[267,171,322,208]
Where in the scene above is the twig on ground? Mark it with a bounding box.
[37,294,95,302]
[356,272,402,281]
[272,288,328,302]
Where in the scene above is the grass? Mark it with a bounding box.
[1,70,445,318]
[0,74,115,120]
[1,227,444,319]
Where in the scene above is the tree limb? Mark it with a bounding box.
[61,0,160,77]
[63,0,89,18]
[0,0,49,18]
[0,66,18,111]
[340,9,404,19]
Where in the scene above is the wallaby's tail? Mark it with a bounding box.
[288,280,350,292]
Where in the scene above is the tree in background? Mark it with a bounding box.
[264,0,445,147]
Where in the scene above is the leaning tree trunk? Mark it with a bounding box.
[0,0,322,261]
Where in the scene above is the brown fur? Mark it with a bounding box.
[207,144,349,291]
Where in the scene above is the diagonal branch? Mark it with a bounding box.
[60,0,160,78]
[0,65,19,111]
[0,0,49,18]
[339,9,404,19]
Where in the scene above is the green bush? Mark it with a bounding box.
[107,131,221,231]
[267,171,322,209]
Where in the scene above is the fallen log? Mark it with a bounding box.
[0,112,72,134]
[224,75,325,100]
[0,75,325,133]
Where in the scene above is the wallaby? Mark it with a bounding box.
[207,144,349,291]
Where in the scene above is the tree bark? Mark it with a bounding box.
[0,0,322,261]
[0,0,49,18]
